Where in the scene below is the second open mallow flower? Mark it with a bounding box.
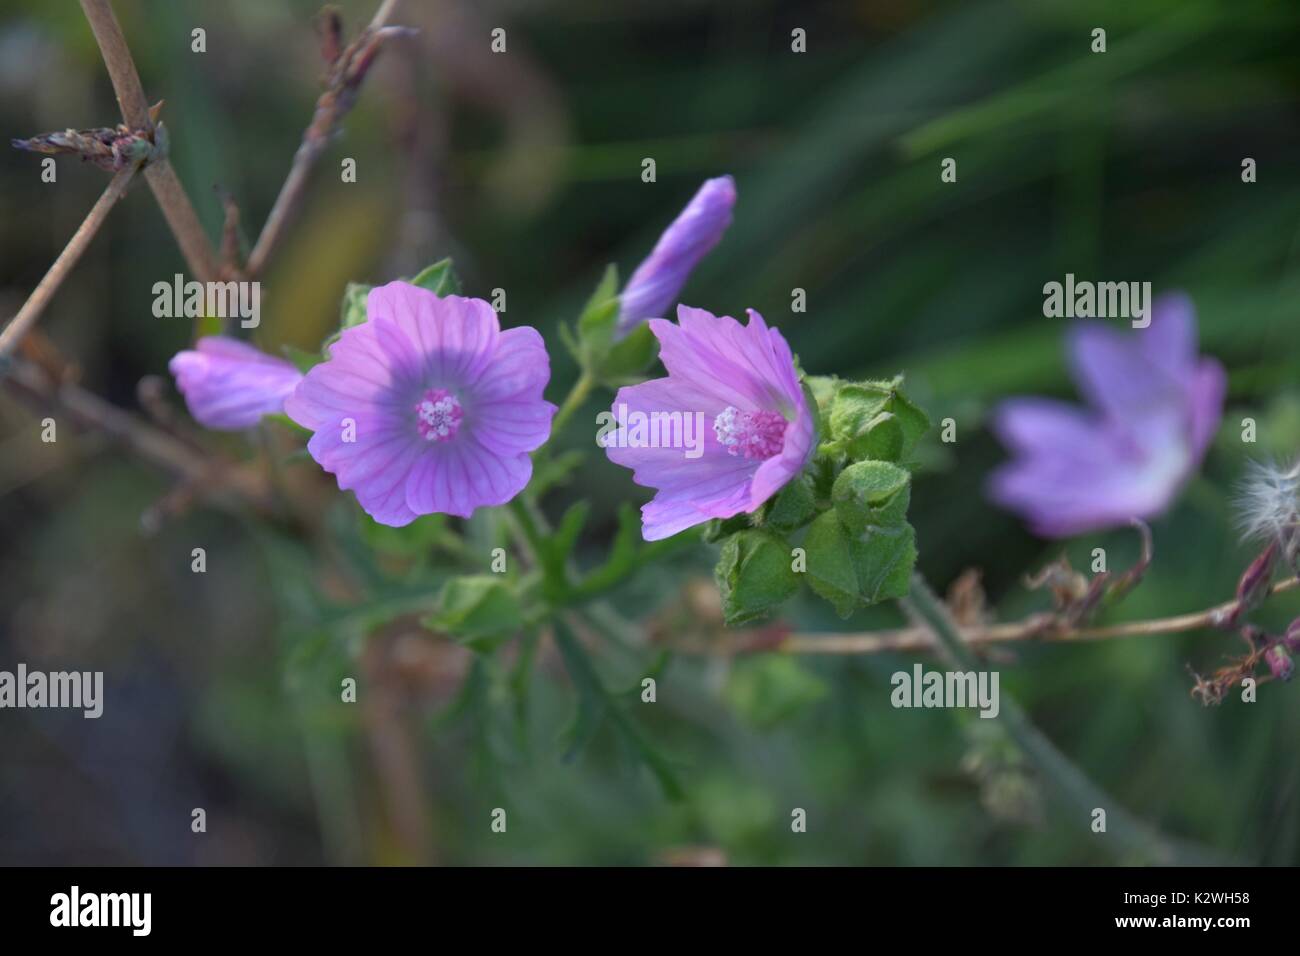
[602,305,815,540]
[285,281,556,526]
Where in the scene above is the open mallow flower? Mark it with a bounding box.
[988,292,1225,537]
[169,336,303,430]
[603,305,815,540]
[616,175,736,338]
[285,281,555,526]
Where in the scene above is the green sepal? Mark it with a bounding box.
[757,474,818,533]
[827,376,930,462]
[281,344,326,373]
[702,512,752,544]
[832,460,911,534]
[410,257,462,297]
[804,510,917,618]
[714,529,800,626]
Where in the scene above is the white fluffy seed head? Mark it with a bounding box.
[1234,458,1300,544]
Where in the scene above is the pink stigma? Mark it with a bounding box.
[713,406,786,460]
[414,388,463,442]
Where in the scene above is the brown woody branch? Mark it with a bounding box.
[80,0,220,282]
[245,0,409,278]
[695,576,1300,656]
[0,165,138,359]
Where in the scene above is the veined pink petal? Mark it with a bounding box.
[368,283,500,387]
[288,281,554,526]
[603,305,815,540]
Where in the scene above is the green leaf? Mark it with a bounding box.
[557,321,582,362]
[714,529,800,626]
[576,264,620,353]
[574,504,640,595]
[409,257,462,297]
[263,412,310,436]
[553,621,683,800]
[328,260,461,355]
[358,511,457,561]
[536,501,590,602]
[572,264,657,383]
[426,575,524,651]
[832,460,911,534]
[725,656,828,729]
[528,448,587,498]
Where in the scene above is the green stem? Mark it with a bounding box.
[505,497,544,566]
[549,371,596,439]
[902,571,1224,865]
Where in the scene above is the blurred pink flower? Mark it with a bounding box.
[988,293,1225,537]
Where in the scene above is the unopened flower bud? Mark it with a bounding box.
[617,176,736,338]
[1284,617,1300,654]
[1265,644,1294,682]
[1226,542,1277,628]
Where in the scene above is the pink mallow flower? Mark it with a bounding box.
[169,336,303,430]
[617,176,736,338]
[987,292,1225,538]
[603,305,815,541]
[284,281,556,526]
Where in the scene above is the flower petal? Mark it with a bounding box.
[307,416,424,526]
[404,438,532,518]
[1067,321,1184,421]
[367,283,500,388]
[1188,357,1227,456]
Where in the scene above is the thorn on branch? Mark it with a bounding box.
[318,6,345,67]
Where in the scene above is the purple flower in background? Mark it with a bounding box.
[285,282,555,526]
[604,305,815,540]
[169,336,303,430]
[988,292,1225,537]
[616,175,737,338]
